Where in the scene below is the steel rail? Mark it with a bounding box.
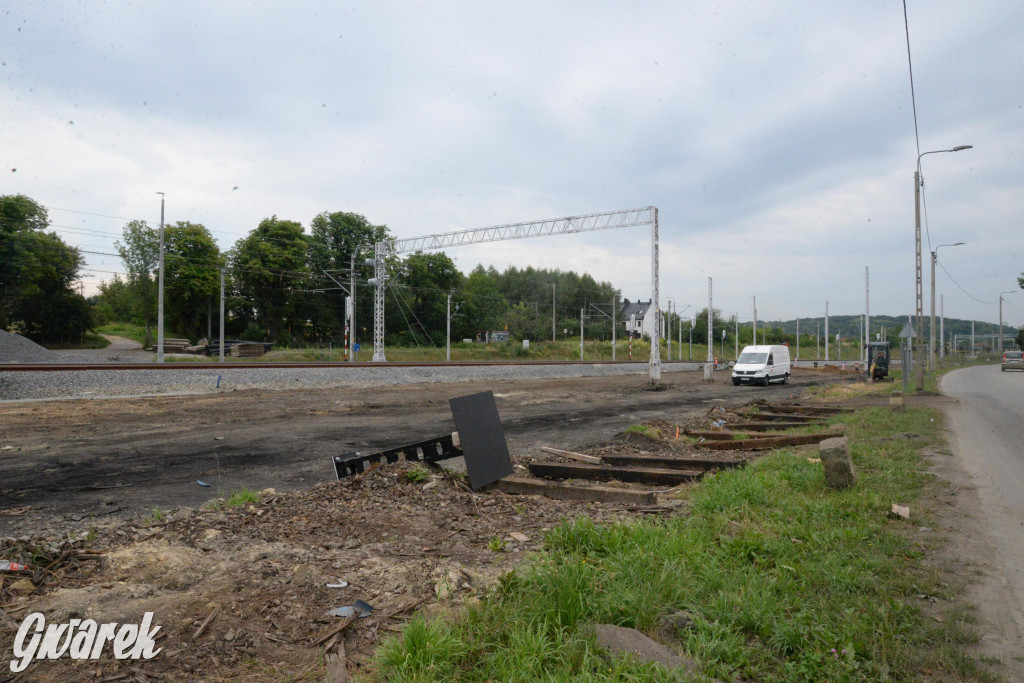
[0,360,684,372]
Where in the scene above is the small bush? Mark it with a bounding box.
[406,467,430,483]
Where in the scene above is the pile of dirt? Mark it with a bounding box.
[0,329,57,363]
[2,459,675,681]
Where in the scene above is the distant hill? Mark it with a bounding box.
[754,314,1016,340]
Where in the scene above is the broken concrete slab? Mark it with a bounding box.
[819,436,856,489]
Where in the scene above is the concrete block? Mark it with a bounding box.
[819,436,855,489]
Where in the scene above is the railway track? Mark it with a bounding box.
[0,359,680,372]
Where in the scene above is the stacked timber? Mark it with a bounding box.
[160,338,190,354]
[228,342,266,357]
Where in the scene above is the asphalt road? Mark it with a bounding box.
[941,364,1024,654]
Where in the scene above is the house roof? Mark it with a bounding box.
[620,299,652,320]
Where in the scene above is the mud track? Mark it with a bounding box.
[0,368,837,535]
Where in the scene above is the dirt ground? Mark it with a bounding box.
[0,367,868,681]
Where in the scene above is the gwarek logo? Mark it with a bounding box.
[9,612,162,673]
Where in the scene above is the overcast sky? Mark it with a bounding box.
[3,1,1022,328]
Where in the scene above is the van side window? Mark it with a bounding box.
[768,354,774,364]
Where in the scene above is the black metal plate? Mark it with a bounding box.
[449,390,513,490]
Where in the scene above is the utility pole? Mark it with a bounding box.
[580,307,585,361]
[446,292,453,361]
[667,299,673,363]
[796,318,800,360]
[752,296,757,346]
[689,317,693,361]
[734,314,738,359]
[817,321,820,359]
[350,250,357,362]
[704,277,713,381]
[156,192,165,363]
[550,283,556,342]
[218,267,225,363]
[611,293,617,361]
[865,266,870,365]
[940,295,945,360]
[824,301,829,362]
[971,320,975,358]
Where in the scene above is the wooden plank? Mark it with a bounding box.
[770,404,853,415]
[727,421,813,431]
[741,412,826,422]
[528,461,702,486]
[702,430,844,451]
[495,477,657,505]
[599,454,745,471]
[686,430,776,440]
[539,446,603,465]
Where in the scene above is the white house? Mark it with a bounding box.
[620,299,659,340]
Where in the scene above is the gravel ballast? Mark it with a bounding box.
[0,330,58,363]
[0,363,693,402]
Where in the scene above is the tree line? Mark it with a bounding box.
[0,193,621,347]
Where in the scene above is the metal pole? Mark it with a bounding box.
[157,192,165,363]
[734,315,738,359]
[551,284,556,342]
[447,292,452,362]
[649,207,661,385]
[930,250,937,371]
[704,277,713,381]
[999,295,1004,353]
[915,170,924,390]
[612,293,616,361]
[218,267,225,363]
[796,318,800,360]
[940,295,945,360]
[580,308,584,361]
[971,320,975,358]
[689,318,692,361]
[752,296,757,346]
[865,266,870,364]
[667,300,672,362]
[824,301,829,362]
[350,251,356,362]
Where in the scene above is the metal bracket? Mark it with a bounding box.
[332,433,462,479]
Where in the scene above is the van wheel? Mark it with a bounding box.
[762,376,770,387]
[782,372,789,384]
[732,378,740,386]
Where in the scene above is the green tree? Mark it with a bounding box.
[457,265,508,339]
[230,216,307,341]
[307,211,391,340]
[0,194,92,342]
[1015,328,1024,352]
[94,275,136,325]
[163,222,222,340]
[115,219,159,346]
[388,252,463,346]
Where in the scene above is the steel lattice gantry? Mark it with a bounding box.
[369,206,663,384]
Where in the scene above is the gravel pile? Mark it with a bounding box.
[0,362,691,402]
[0,330,58,363]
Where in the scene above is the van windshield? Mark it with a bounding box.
[738,352,768,364]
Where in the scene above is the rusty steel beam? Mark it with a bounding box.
[702,431,844,451]
[598,454,745,471]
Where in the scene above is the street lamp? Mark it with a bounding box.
[914,145,972,391]
[999,291,1017,353]
[930,241,964,370]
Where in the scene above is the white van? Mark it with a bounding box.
[732,344,791,386]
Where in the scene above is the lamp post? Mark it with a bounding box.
[930,241,964,370]
[999,291,1017,353]
[156,192,165,363]
[915,145,972,390]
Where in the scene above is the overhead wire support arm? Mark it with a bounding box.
[369,206,661,385]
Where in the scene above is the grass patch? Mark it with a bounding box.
[95,322,151,347]
[406,467,430,484]
[373,406,993,681]
[623,424,661,440]
[205,488,261,510]
[143,508,166,524]
[39,332,111,350]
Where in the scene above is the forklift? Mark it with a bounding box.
[866,341,892,381]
